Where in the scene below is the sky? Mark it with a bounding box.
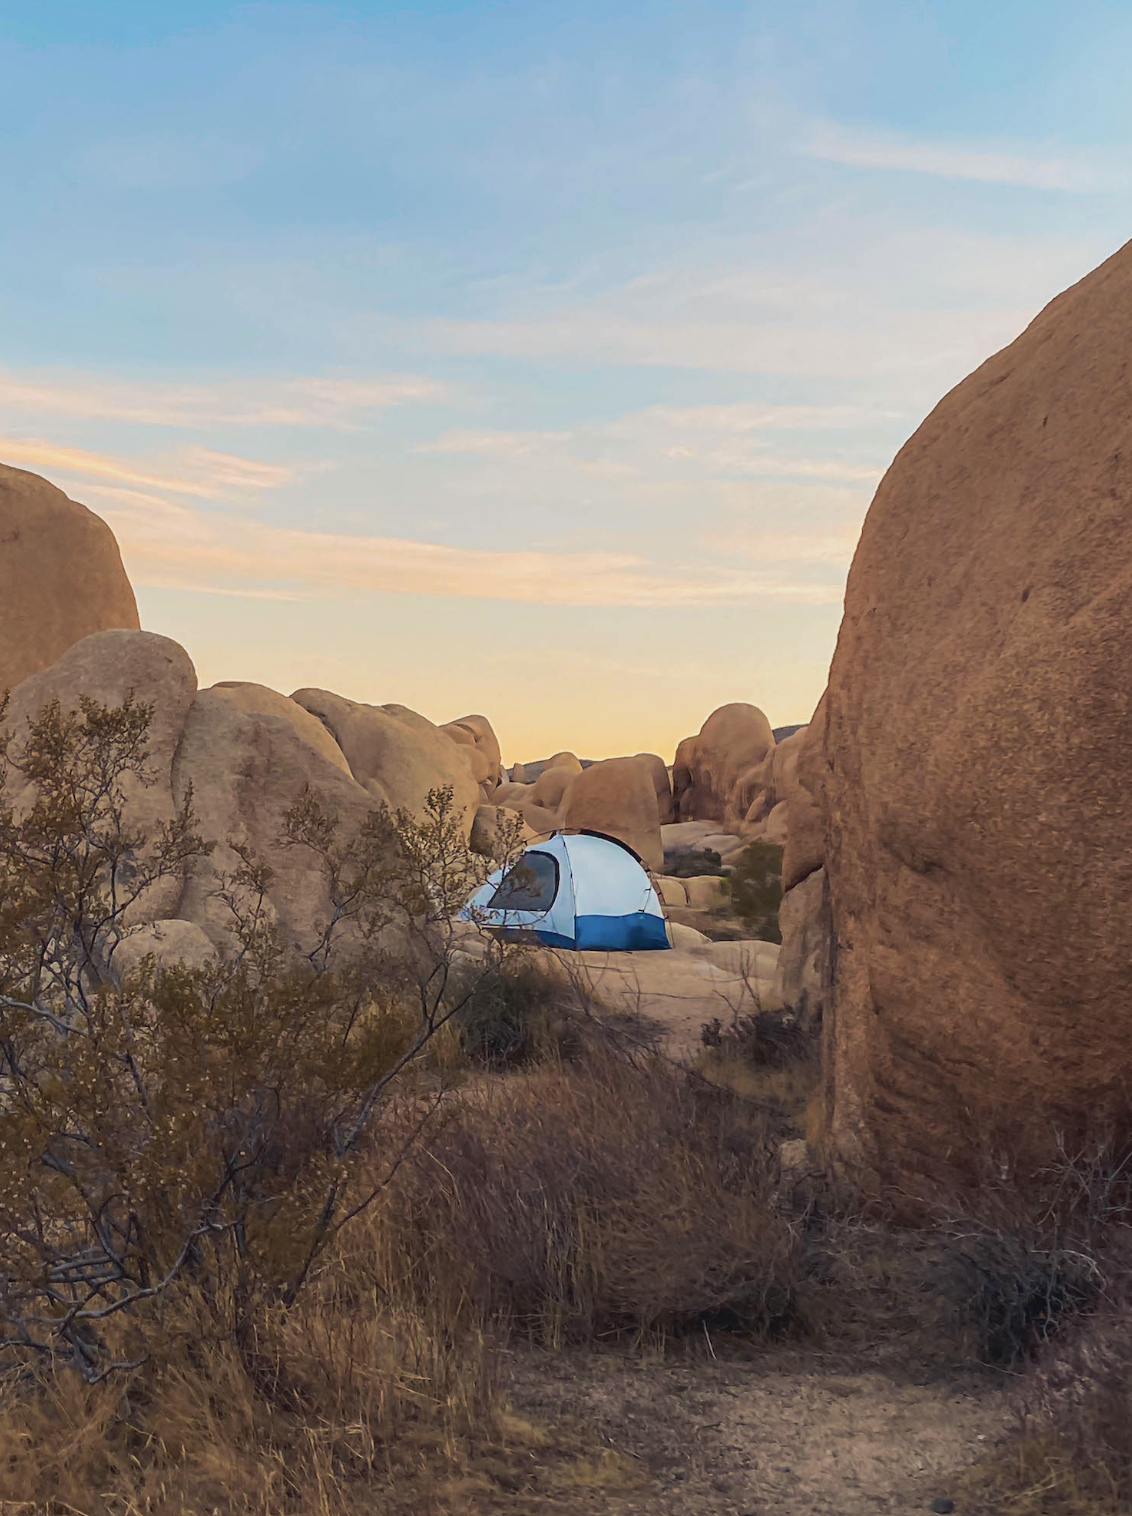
[2,1,1130,762]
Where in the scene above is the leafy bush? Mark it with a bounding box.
[728,839,784,941]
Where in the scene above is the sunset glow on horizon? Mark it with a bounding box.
[3,0,1130,760]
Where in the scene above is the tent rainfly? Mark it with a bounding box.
[461,830,671,951]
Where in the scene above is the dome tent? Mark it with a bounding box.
[462,830,671,951]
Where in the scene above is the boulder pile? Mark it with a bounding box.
[0,626,505,959]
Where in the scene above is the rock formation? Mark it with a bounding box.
[291,688,482,824]
[559,755,664,872]
[210,681,352,774]
[818,238,1132,1199]
[672,703,775,831]
[634,751,675,825]
[0,630,493,962]
[772,703,832,1030]
[441,713,502,798]
[0,465,139,698]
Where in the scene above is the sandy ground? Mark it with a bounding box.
[499,1342,1014,1515]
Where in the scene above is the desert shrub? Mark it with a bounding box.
[662,847,726,880]
[695,1008,820,1139]
[702,1008,813,1069]
[797,1128,1132,1375]
[0,692,523,1380]
[728,840,783,941]
[383,1050,799,1344]
[445,956,586,1069]
[943,1225,1103,1368]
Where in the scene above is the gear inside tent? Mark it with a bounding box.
[461,830,671,951]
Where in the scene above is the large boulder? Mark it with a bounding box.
[442,713,502,796]
[1,630,198,922]
[0,465,139,698]
[559,755,664,872]
[291,688,481,833]
[743,724,809,835]
[530,764,577,811]
[773,868,829,1032]
[0,631,387,954]
[635,751,675,825]
[210,682,351,774]
[820,239,1132,1200]
[781,699,826,892]
[172,689,377,950]
[672,703,775,829]
[546,751,584,775]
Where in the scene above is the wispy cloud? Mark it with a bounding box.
[418,303,1034,379]
[703,524,863,566]
[631,402,901,432]
[419,408,888,486]
[0,371,444,431]
[800,123,1126,192]
[94,491,846,609]
[417,428,574,458]
[0,436,295,500]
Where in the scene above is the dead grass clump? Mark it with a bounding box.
[959,1238,1132,1515]
[386,1050,799,1345]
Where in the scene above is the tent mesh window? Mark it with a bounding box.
[487,851,559,912]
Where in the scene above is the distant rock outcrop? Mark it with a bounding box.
[819,238,1132,1200]
[0,464,139,698]
[672,703,775,831]
[441,713,503,798]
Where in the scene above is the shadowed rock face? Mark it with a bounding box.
[820,237,1132,1201]
[0,464,139,698]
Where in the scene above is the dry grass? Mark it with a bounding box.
[695,1007,821,1140]
[0,1193,501,1515]
[960,1255,1132,1515]
[0,1047,799,1513]
[387,1048,800,1345]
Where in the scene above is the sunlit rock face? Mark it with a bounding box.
[0,464,139,699]
[672,703,775,831]
[819,238,1132,1203]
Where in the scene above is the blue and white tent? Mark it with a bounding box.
[462,830,671,951]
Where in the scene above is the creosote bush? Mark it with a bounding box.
[728,839,784,941]
[0,690,524,1382]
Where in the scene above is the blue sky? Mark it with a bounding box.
[2,1,1129,758]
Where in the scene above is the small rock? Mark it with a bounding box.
[930,1499,955,1514]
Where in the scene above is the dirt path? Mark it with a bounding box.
[499,1343,1014,1515]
